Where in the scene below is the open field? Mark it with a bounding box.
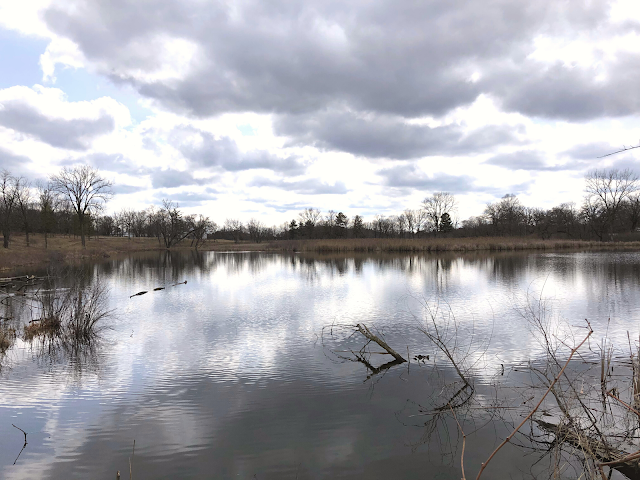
[3,233,640,272]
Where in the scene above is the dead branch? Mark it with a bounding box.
[475,322,593,480]
[355,323,406,363]
[449,403,467,480]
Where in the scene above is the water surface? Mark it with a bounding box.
[1,250,640,479]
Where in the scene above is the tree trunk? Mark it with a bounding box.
[2,231,8,248]
[80,214,86,248]
[25,229,29,247]
[44,231,48,249]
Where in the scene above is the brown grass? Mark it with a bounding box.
[23,319,60,341]
[0,325,15,352]
[268,237,640,253]
[0,234,268,271]
[2,234,640,271]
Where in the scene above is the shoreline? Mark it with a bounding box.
[3,234,640,272]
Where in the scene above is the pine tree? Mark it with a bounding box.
[439,212,453,233]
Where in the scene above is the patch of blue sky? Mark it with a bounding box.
[237,124,257,136]
[0,28,153,125]
[0,28,48,88]
[53,67,153,125]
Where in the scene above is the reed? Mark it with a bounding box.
[268,237,640,253]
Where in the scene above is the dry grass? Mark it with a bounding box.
[269,237,640,253]
[0,234,268,271]
[23,319,60,341]
[3,234,640,271]
[0,324,15,352]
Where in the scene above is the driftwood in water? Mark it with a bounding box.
[129,291,148,299]
[535,419,640,479]
[355,323,406,363]
[153,287,165,291]
[0,275,44,291]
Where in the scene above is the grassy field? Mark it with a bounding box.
[0,234,263,272]
[2,233,640,272]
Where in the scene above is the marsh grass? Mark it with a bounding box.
[22,269,112,346]
[4,234,640,272]
[269,237,640,253]
[0,323,15,352]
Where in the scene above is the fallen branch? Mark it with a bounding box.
[475,322,593,480]
[449,404,467,480]
[355,323,406,363]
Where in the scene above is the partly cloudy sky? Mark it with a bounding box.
[1,0,640,225]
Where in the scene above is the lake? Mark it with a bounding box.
[1,250,640,479]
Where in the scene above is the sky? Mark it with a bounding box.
[1,0,640,226]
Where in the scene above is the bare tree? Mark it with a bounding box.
[584,168,639,239]
[0,170,19,248]
[299,208,321,238]
[50,166,113,248]
[14,178,33,247]
[36,181,58,249]
[247,218,266,243]
[422,192,457,236]
[186,214,214,249]
[224,218,244,243]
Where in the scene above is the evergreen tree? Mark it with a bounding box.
[439,212,453,233]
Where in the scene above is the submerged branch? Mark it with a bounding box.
[475,321,593,480]
[355,323,406,363]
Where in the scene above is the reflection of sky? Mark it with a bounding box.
[2,251,640,478]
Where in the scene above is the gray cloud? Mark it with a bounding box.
[112,184,144,195]
[150,169,214,189]
[155,190,218,205]
[169,126,307,174]
[0,147,32,175]
[0,98,115,150]
[275,111,524,159]
[562,142,620,160]
[377,164,477,193]
[250,177,348,195]
[85,153,149,175]
[490,54,640,120]
[43,0,627,123]
[485,150,580,171]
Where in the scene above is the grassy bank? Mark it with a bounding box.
[269,237,640,253]
[3,234,640,271]
[0,234,265,271]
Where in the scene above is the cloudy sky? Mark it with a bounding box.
[1,0,640,225]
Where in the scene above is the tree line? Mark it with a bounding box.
[1,166,639,249]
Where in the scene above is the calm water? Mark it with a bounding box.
[1,250,640,479]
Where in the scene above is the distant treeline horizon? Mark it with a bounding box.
[1,166,640,248]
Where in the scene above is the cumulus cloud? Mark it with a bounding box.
[377,164,477,192]
[250,177,348,195]
[155,189,218,205]
[484,150,592,171]
[0,147,33,176]
[169,125,307,174]
[275,110,524,159]
[41,0,632,123]
[0,86,125,150]
[150,169,214,189]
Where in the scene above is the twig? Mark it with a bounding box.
[449,403,467,480]
[475,322,592,480]
[129,439,135,480]
[606,389,640,418]
[12,424,27,444]
[12,424,28,465]
[597,144,640,158]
